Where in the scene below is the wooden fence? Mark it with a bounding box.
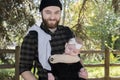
[81,48,120,80]
[0,46,120,80]
[0,46,20,80]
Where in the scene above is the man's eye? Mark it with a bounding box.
[55,11,60,15]
[46,12,51,14]
[45,11,51,14]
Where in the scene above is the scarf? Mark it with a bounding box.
[27,24,51,70]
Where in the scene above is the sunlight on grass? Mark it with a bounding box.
[0,69,15,80]
[110,67,120,77]
[0,66,120,79]
[86,67,104,78]
[86,66,120,78]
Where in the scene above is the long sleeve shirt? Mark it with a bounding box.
[19,23,74,79]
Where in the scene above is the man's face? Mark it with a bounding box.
[41,6,61,29]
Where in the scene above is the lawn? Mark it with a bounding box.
[86,67,120,78]
[0,67,120,79]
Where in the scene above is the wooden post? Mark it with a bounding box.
[104,47,110,80]
[15,46,20,80]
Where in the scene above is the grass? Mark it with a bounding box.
[85,67,120,78]
[0,69,15,80]
[81,53,120,78]
[0,58,120,79]
[0,67,120,79]
[110,67,120,77]
[86,67,104,78]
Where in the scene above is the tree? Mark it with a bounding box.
[0,0,38,48]
[0,0,120,63]
[0,0,38,64]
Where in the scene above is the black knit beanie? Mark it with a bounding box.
[39,0,62,12]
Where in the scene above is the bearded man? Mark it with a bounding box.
[19,0,88,80]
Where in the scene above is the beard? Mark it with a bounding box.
[42,17,60,29]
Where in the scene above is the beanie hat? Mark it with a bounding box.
[39,0,62,12]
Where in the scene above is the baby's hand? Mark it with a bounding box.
[48,73,55,80]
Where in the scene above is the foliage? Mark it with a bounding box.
[0,69,14,80]
[0,0,120,49]
[84,1,120,50]
[0,0,120,78]
[62,0,120,51]
[0,0,38,48]
[0,53,15,64]
[109,52,120,63]
[0,0,38,63]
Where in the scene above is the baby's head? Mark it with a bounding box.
[65,38,82,55]
[68,38,82,49]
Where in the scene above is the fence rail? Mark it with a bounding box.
[0,47,120,80]
[0,46,20,80]
[81,48,120,80]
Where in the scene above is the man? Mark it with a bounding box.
[19,0,88,80]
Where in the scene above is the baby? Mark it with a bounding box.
[65,38,82,55]
[49,38,82,63]
[49,38,86,80]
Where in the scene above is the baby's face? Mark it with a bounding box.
[65,43,80,55]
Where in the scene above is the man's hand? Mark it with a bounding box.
[21,71,37,80]
[48,73,55,80]
[78,68,88,79]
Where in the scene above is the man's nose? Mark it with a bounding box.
[50,14,56,20]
